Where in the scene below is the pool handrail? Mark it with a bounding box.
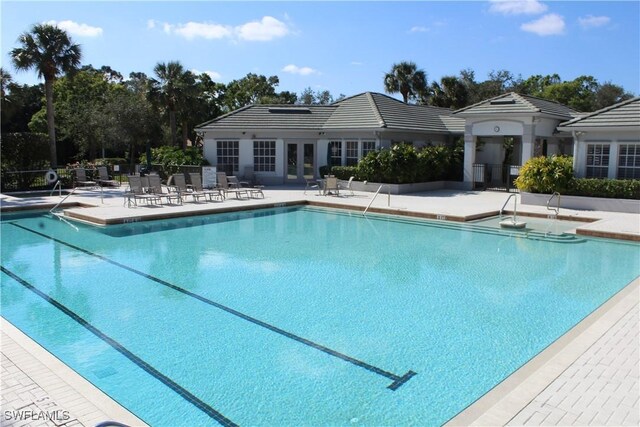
[547,192,561,216]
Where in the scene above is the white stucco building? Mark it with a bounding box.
[196,92,639,189]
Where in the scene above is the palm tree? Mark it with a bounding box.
[0,68,13,101]
[10,24,81,168]
[428,76,469,109]
[152,61,189,147]
[383,61,427,103]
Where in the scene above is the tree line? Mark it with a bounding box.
[1,24,635,170]
[383,61,634,111]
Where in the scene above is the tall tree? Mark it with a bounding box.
[541,75,599,111]
[221,73,282,110]
[151,61,189,147]
[10,23,81,167]
[383,61,427,103]
[594,82,634,110]
[427,76,468,109]
[0,68,12,101]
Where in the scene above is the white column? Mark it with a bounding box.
[608,142,618,179]
[521,123,535,165]
[463,124,476,189]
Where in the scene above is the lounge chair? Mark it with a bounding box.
[148,174,181,205]
[216,172,250,199]
[323,177,340,196]
[74,168,97,188]
[124,175,162,207]
[338,176,355,196]
[189,173,224,201]
[169,174,209,203]
[96,166,120,187]
[228,175,264,199]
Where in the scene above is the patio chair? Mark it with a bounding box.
[148,174,181,205]
[228,175,264,199]
[74,168,97,188]
[96,166,120,187]
[304,177,320,195]
[189,173,224,201]
[323,177,340,196]
[242,166,260,186]
[216,172,250,199]
[338,176,355,196]
[124,175,162,207]
[170,174,209,203]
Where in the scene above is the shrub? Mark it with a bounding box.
[514,155,574,193]
[354,143,459,184]
[568,178,640,200]
[139,146,209,176]
[330,166,358,180]
[319,165,332,177]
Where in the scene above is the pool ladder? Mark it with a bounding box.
[49,184,79,231]
[363,184,391,216]
[547,192,561,217]
[499,193,518,218]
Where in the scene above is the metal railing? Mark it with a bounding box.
[547,192,561,216]
[1,164,206,192]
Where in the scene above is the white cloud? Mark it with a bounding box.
[153,16,290,42]
[282,64,318,76]
[236,16,289,41]
[45,20,103,37]
[521,13,565,36]
[489,0,548,15]
[578,15,611,29]
[164,22,232,40]
[191,69,222,80]
[410,26,428,33]
[351,61,363,66]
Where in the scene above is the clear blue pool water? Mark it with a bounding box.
[1,207,638,426]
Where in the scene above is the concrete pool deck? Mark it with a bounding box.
[1,185,638,426]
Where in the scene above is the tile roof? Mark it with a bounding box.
[197,92,464,134]
[558,97,640,129]
[453,92,579,119]
[197,104,336,130]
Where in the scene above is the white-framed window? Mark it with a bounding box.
[362,141,376,158]
[345,141,358,166]
[618,143,640,179]
[586,143,610,178]
[329,141,342,167]
[217,140,239,174]
[253,140,276,172]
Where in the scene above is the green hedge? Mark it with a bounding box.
[330,166,358,180]
[352,143,461,184]
[567,178,640,200]
[516,155,639,199]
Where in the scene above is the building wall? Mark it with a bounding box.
[572,130,640,179]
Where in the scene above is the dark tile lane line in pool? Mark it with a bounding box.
[9,223,417,390]
[0,266,237,427]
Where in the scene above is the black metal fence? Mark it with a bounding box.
[1,164,205,192]
[473,164,521,192]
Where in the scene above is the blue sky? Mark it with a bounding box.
[2,1,639,99]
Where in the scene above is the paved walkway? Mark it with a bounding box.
[509,302,639,426]
[1,185,639,426]
[1,319,145,427]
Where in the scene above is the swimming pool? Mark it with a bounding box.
[1,207,638,426]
